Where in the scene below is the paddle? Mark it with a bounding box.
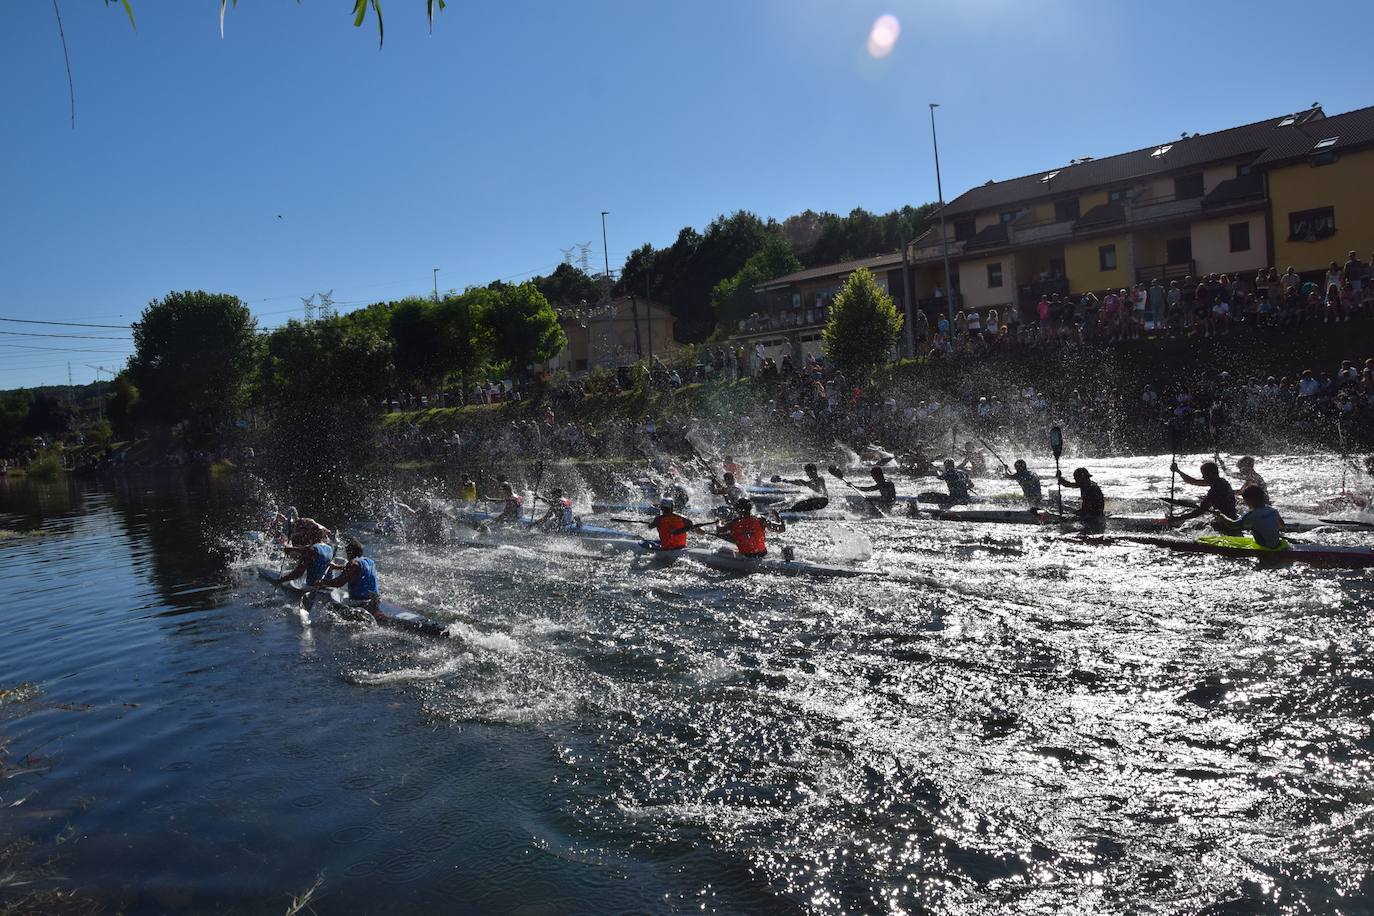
[782,496,828,513]
[977,436,1011,475]
[1050,426,1064,517]
[1166,417,1185,523]
[828,466,883,518]
[526,459,545,526]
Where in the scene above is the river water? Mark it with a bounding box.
[1,457,1373,914]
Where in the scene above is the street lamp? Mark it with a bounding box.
[929,103,955,334]
[433,268,440,301]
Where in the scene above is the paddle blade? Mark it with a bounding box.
[1049,426,1063,459]
[785,496,829,513]
[827,465,846,478]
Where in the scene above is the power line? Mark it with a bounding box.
[0,343,132,354]
[0,330,131,340]
[0,316,131,329]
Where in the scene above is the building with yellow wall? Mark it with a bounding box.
[902,103,1374,321]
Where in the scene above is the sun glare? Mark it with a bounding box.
[866,14,901,59]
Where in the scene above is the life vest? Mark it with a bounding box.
[726,516,767,557]
[305,542,333,586]
[556,498,574,529]
[655,513,689,550]
[348,557,379,600]
[460,482,477,502]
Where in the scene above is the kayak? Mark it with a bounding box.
[256,566,451,638]
[1101,535,1374,569]
[633,541,866,579]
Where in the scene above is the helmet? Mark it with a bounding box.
[735,497,753,513]
[660,497,675,510]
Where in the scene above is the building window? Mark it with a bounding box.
[953,218,976,242]
[987,263,1003,288]
[999,210,1019,224]
[1288,207,1335,242]
[1098,244,1117,272]
[1174,174,1204,199]
[1228,222,1251,253]
[1054,198,1080,222]
[1166,237,1193,266]
[1108,187,1131,203]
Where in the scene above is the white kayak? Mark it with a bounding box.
[256,566,451,638]
[634,541,866,579]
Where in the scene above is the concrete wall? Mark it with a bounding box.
[955,253,1014,312]
[1269,148,1374,273]
[1065,233,1133,292]
[1191,212,1268,277]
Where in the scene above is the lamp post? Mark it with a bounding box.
[433,268,440,301]
[602,210,642,359]
[929,103,955,334]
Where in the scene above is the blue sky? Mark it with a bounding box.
[1,0,1369,388]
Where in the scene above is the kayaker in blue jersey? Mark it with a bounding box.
[1169,460,1237,523]
[1057,467,1105,520]
[532,487,577,531]
[1005,459,1043,510]
[275,539,335,588]
[282,507,331,546]
[315,539,381,610]
[1212,484,1284,549]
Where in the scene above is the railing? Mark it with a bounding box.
[1134,261,1195,284]
[733,308,828,335]
[1018,278,1070,309]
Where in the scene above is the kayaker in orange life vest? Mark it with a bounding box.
[646,497,693,550]
[716,497,784,558]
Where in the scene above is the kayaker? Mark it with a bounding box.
[286,509,331,545]
[411,499,446,544]
[533,487,576,531]
[773,463,827,496]
[935,459,975,505]
[717,498,784,558]
[1169,460,1238,522]
[852,466,897,511]
[314,539,381,610]
[484,481,524,524]
[1212,484,1285,549]
[710,472,748,509]
[646,497,693,551]
[1005,459,1043,510]
[275,538,335,589]
[458,474,478,503]
[1220,455,1267,496]
[958,442,988,477]
[722,455,745,479]
[1057,467,1105,520]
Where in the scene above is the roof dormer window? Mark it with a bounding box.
[1040,170,1060,183]
[1277,116,1297,127]
[1150,144,1172,158]
[1313,136,1338,151]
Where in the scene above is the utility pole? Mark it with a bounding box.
[645,271,654,362]
[433,268,440,301]
[900,234,914,357]
[929,103,956,334]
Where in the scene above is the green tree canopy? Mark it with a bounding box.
[388,298,450,394]
[710,234,803,330]
[435,289,496,393]
[0,390,34,456]
[128,290,258,437]
[483,283,566,381]
[534,263,602,309]
[822,267,903,381]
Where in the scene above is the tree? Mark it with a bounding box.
[0,390,33,456]
[435,289,495,395]
[106,373,141,440]
[710,235,802,330]
[128,290,258,439]
[24,393,75,439]
[483,283,566,382]
[534,263,601,309]
[822,268,903,381]
[388,298,449,395]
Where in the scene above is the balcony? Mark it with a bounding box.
[1018,277,1070,311]
[733,307,828,336]
[1134,261,1196,284]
